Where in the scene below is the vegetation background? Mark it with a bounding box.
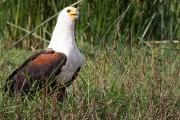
[0,0,179,119]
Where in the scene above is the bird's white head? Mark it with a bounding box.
[48,6,79,53]
[52,6,79,35]
[59,7,79,20]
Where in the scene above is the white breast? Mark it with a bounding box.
[56,47,83,84]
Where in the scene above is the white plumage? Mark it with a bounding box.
[48,7,83,84]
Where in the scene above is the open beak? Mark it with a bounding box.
[70,10,79,19]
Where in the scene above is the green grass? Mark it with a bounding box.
[0,45,179,119]
[0,0,180,119]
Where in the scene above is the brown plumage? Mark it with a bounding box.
[4,49,65,92]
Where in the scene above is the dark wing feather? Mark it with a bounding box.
[6,50,47,81]
[4,48,67,94]
[66,67,81,87]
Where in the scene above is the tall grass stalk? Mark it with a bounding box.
[0,0,179,50]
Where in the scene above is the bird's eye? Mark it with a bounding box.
[67,9,71,13]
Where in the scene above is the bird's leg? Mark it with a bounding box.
[57,86,67,101]
[53,83,66,102]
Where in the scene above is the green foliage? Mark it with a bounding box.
[0,0,180,50]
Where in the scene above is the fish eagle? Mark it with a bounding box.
[4,6,83,100]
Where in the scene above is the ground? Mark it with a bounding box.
[0,45,179,119]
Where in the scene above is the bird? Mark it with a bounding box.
[4,6,83,100]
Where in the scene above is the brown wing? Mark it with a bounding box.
[4,48,67,94]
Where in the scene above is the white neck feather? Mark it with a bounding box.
[47,16,77,56]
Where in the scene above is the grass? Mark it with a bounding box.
[0,45,179,119]
[0,0,180,119]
